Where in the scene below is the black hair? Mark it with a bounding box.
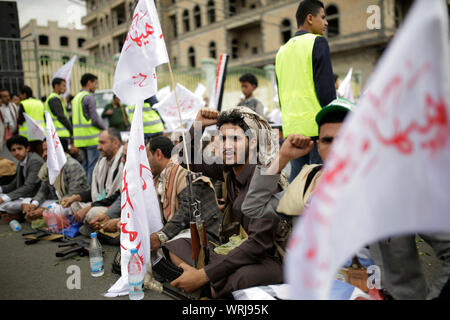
[318,110,349,133]
[80,73,98,87]
[60,138,69,153]
[6,135,29,151]
[52,77,66,88]
[148,135,174,159]
[334,74,339,83]
[0,88,8,93]
[106,127,122,144]
[144,95,158,105]
[296,0,325,27]
[216,109,251,134]
[20,86,33,98]
[239,73,258,87]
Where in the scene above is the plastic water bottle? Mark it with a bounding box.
[9,220,21,232]
[89,232,104,277]
[46,205,58,233]
[128,248,144,300]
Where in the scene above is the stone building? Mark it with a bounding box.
[20,19,89,97]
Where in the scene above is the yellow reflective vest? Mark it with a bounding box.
[275,33,323,137]
[19,98,45,140]
[128,103,164,134]
[72,91,101,147]
[45,92,70,138]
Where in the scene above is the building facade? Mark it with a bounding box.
[81,0,424,97]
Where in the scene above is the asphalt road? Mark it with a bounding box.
[0,221,173,300]
[0,219,444,300]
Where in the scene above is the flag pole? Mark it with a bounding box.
[166,61,191,172]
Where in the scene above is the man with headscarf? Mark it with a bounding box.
[165,106,285,299]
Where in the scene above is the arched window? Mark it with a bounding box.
[231,39,238,59]
[280,19,291,44]
[60,36,69,47]
[194,5,201,28]
[183,10,190,32]
[207,1,215,24]
[326,5,339,37]
[38,35,49,45]
[188,47,196,67]
[209,41,216,59]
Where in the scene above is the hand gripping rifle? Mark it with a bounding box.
[186,171,209,269]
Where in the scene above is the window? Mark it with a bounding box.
[129,2,134,19]
[188,47,195,67]
[40,55,50,66]
[79,56,87,65]
[194,5,201,28]
[60,36,69,47]
[38,35,49,45]
[62,56,70,64]
[107,43,111,56]
[100,17,103,32]
[78,38,86,48]
[207,1,215,24]
[280,19,291,44]
[169,15,178,38]
[231,39,238,59]
[209,41,216,59]
[325,5,339,37]
[183,10,190,32]
[229,0,236,17]
[105,15,109,29]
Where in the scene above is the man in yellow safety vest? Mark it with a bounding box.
[128,95,165,141]
[72,73,106,183]
[17,86,45,157]
[45,77,73,147]
[275,0,336,182]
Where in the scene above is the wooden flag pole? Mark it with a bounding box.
[166,61,191,172]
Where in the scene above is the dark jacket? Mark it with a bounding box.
[1,152,44,200]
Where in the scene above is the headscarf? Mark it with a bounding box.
[219,106,279,167]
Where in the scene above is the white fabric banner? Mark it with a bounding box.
[23,113,45,141]
[154,83,205,131]
[113,0,169,106]
[106,102,163,297]
[285,0,450,300]
[44,111,67,185]
[337,67,354,102]
[51,55,77,98]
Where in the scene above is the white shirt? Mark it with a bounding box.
[0,102,18,133]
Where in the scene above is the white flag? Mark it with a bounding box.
[52,55,77,98]
[285,0,450,300]
[106,102,163,297]
[156,85,171,102]
[113,0,169,106]
[23,113,45,141]
[44,111,67,185]
[194,83,207,99]
[154,83,205,131]
[337,67,355,102]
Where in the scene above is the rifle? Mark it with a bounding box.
[55,238,90,257]
[186,171,209,269]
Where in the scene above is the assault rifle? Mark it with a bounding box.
[186,171,209,268]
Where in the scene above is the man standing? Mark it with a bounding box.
[275,0,336,182]
[102,95,129,132]
[128,95,164,140]
[72,73,106,182]
[45,78,73,147]
[17,86,45,157]
[0,88,19,160]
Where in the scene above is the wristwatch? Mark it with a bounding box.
[157,231,168,245]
